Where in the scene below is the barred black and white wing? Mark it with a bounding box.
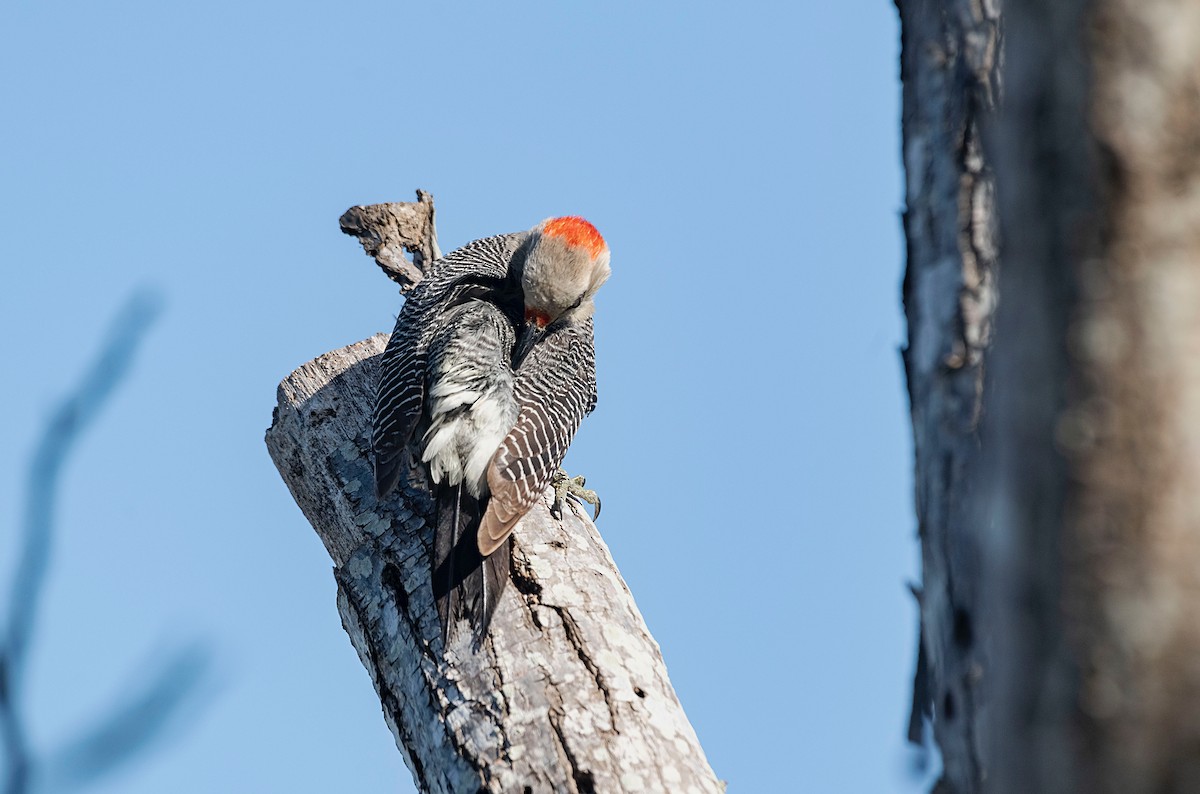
[479,317,599,554]
[372,232,528,500]
[372,317,426,498]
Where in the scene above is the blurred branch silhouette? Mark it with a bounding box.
[1,293,214,794]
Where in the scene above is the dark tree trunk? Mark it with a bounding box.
[900,0,1200,791]
[987,1,1200,791]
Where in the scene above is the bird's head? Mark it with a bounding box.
[517,216,611,331]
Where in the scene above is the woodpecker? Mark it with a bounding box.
[372,217,610,641]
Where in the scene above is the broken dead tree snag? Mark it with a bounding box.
[273,193,719,791]
[265,329,720,793]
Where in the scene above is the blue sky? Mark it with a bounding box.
[1,1,922,791]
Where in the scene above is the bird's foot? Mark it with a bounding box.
[549,468,601,522]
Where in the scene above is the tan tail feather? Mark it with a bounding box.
[477,506,520,557]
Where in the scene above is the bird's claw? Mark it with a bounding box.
[550,468,601,522]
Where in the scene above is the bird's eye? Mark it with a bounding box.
[568,295,584,311]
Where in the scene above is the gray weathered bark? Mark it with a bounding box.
[985,1,1200,791]
[265,197,721,793]
[896,1,1000,791]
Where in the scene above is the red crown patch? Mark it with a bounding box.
[542,216,607,259]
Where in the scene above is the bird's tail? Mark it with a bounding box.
[432,481,509,646]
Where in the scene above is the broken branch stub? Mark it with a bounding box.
[339,189,442,292]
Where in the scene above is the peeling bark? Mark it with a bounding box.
[895,1,1000,791]
[265,199,720,793]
